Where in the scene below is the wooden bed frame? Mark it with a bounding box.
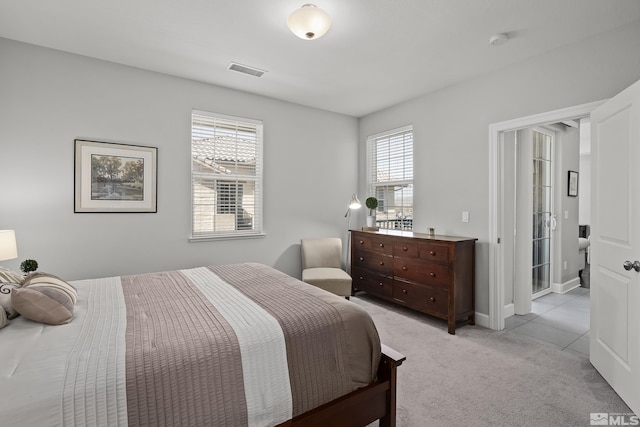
[278,344,406,427]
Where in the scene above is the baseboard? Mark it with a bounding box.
[475,312,490,328]
[551,277,581,294]
[503,303,515,319]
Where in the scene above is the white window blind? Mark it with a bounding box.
[191,110,263,239]
[366,125,413,230]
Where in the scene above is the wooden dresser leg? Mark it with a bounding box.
[448,317,456,335]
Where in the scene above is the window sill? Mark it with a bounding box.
[189,232,266,243]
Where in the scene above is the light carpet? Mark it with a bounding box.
[352,295,632,427]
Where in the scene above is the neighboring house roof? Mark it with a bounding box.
[192,136,256,163]
[376,170,412,184]
[193,155,231,174]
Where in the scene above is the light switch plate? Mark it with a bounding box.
[462,211,469,223]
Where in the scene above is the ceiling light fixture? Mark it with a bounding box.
[287,4,331,40]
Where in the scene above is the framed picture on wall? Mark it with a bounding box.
[568,170,578,197]
[74,139,158,212]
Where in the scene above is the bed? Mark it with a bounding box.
[0,263,404,426]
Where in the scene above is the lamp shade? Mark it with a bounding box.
[287,4,331,40]
[0,230,18,261]
[349,194,361,210]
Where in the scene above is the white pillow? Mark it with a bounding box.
[0,305,7,329]
[0,268,23,321]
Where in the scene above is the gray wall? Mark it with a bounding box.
[579,119,592,227]
[2,19,640,318]
[555,126,581,285]
[0,38,358,280]
[358,20,640,316]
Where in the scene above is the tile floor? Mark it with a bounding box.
[504,286,590,358]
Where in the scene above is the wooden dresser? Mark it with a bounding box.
[350,229,477,334]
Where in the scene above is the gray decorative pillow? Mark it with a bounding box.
[12,273,77,326]
[0,267,23,284]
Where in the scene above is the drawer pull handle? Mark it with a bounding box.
[402,266,408,271]
[403,246,408,251]
[378,282,384,287]
[379,261,384,266]
[359,240,364,245]
[430,272,436,277]
[359,257,364,261]
[379,243,384,248]
[402,289,408,294]
[430,297,436,303]
[430,250,436,256]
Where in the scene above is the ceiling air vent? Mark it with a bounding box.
[228,62,267,77]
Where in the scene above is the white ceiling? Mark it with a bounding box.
[1,1,639,117]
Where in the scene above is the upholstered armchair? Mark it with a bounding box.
[300,238,352,298]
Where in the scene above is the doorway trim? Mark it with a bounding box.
[488,100,605,330]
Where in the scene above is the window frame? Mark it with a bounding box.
[366,125,414,231]
[190,110,265,241]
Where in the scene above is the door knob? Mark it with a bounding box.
[623,261,640,272]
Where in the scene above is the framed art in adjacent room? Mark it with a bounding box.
[568,170,579,197]
[74,139,158,213]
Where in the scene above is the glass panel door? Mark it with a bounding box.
[532,130,552,296]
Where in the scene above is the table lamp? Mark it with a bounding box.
[0,230,18,262]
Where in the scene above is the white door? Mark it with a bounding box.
[590,79,640,415]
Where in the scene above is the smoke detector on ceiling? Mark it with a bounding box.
[227,62,267,77]
[489,33,509,46]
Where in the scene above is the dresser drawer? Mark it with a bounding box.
[418,242,449,263]
[351,268,393,298]
[393,258,450,287]
[393,240,418,258]
[392,280,448,316]
[353,233,393,254]
[352,251,393,274]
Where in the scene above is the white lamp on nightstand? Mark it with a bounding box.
[0,230,18,262]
